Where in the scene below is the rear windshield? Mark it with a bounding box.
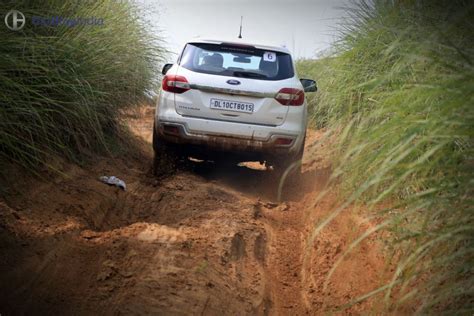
[179,43,294,81]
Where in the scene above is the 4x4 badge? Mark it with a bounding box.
[226,79,241,85]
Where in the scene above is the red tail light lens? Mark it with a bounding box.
[275,88,304,106]
[162,75,190,94]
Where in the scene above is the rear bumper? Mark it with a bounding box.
[155,115,304,159]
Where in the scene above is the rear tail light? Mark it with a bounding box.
[162,75,190,94]
[275,88,304,106]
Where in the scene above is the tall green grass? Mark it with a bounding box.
[299,0,473,313]
[0,0,165,171]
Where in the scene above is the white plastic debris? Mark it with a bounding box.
[99,176,126,191]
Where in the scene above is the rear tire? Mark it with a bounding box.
[152,123,180,177]
[272,136,305,201]
[272,136,305,177]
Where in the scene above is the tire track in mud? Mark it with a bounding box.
[123,107,318,314]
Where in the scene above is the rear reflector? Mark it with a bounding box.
[274,137,293,146]
[275,88,304,106]
[163,125,180,136]
[162,75,190,94]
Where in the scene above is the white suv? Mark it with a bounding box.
[153,39,316,175]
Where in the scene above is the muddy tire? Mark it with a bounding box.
[272,136,305,178]
[272,137,305,201]
[152,124,179,177]
[273,151,303,179]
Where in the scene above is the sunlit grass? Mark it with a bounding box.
[0,0,166,171]
[299,0,473,313]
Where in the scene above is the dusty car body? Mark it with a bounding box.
[154,38,316,172]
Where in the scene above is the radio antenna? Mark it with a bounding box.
[238,16,243,39]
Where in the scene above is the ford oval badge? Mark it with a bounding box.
[226,79,241,85]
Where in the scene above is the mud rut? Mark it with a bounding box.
[0,109,385,315]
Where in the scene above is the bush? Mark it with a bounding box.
[301,0,473,313]
[0,0,165,169]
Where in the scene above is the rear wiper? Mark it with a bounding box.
[233,71,268,79]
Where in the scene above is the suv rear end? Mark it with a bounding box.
[154,39,316,173]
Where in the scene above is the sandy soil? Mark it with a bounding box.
[0,106,388,315]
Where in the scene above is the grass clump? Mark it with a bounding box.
[0,0,165,170]
[300,0,473,313]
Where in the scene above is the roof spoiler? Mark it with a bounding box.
[220,42,256,50]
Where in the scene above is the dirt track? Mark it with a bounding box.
[0,107,387,315]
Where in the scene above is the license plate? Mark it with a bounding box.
[210,98,254,114]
